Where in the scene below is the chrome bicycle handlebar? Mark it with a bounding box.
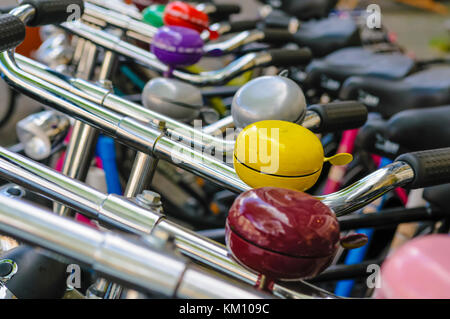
[0,48,250,193]
[0,146,336,299]
[60,20,277,86]
[15,54,322,155]
[83,2,274,56]
[87,0,142,20]
[0,195,271,299]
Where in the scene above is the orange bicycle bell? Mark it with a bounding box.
[233,120,352,191]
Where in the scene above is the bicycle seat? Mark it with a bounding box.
[280,0,338,20]
[356,105,450,158]
[293,16,361,57]
[304,47,414,96]
[340,67,450,118]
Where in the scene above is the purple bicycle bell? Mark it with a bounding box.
[151,26,204,73]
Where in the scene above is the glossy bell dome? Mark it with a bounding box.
[164,1,210,34]
[142,78,203,122]
[226,187,340,279]
[151,26,203,67]
[142,4,165,27]
[233,120,324,191]
[231,76,307,129]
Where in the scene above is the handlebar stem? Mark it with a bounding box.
[318,161,414,216]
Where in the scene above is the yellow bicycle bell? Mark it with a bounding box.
[233,120,352,191]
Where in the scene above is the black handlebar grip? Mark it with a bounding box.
[396,148,450,189]
[308,101,368,133]
[2,245,68,299]
[264,10,292,30]
[263,28,294,44]
[21,0,84,27]
[212,4,241,15]
[0,14,26,52]
[227,19,260,33]
[269,48,312,67]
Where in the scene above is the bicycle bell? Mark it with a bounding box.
[164,1,218,39]
[226,187,367,280]
[151,25,204,70]
[142,78,203,122]
[233,120,352,191]
[231,75,307,129]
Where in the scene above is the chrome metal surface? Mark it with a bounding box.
[272,281,338,299]
[209,22,231,35]
[0,196,270,298]
[0,146,161,234]
[59,21,274,86]
[204,30,265,56]
[16,54,324,154]
[16,110,70,161]
[177,265,271,299]
[83,3,157,41]
[152,219,258,285]
[9,5,35,24]
[302,110,322,130]
[318,161,415,216]
[0,144,333,299]
[98,51,117,80]
[86,0,142,20]
[231,75,307,129]
[0,259,18,282]
[86,278,109,299]
[124,152,158,198]
[0,196,185,297]
[1,49,248,193]
[55,40,99,217]
[0,282,17,299]
[202,115,235,135]
[16,54,237,155]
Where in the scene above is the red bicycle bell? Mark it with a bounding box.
[164,1,219,40]
[226,187,341,280]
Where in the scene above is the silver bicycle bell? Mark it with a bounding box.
[231,75,307,129]
[142,78,203,122]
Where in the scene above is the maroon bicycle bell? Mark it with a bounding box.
[226,187,341,280]
[151,25,203,73]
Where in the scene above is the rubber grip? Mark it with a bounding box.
[308,101,368,133]
[264,11,292,29]
[269,48,312,67]
[263,28,294,44]
[396,148,450,189]
[2,245,68,299]
[212,4,241,15]
[228,19,259,33]
[21,0,84,26]
[0,14,26,52]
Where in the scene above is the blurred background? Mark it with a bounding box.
[218,0,449,58]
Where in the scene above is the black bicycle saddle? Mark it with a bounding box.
[340,67,450,118]
[293,16,361,57]
[304,47,415,96]
[356,105,450,158]
[259,0,338,20]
